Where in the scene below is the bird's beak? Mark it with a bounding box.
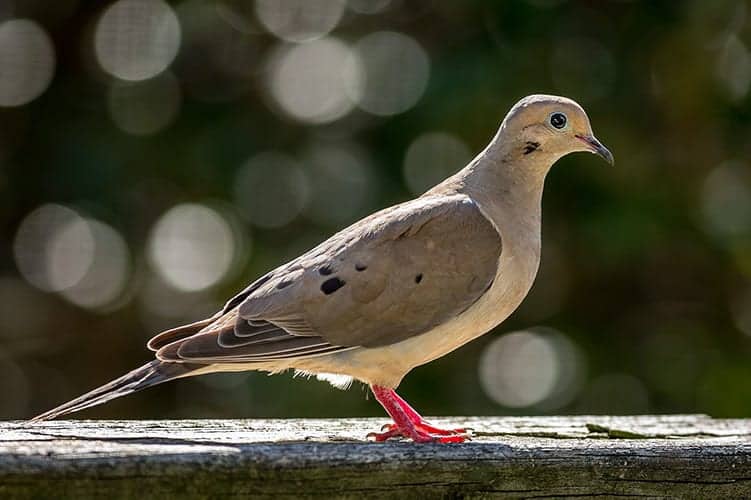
[575,134,614,166]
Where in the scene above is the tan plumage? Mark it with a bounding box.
[32,95,613,440]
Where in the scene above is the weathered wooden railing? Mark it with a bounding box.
[1,415,750,498]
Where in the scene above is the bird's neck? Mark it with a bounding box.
[432,135,554,239]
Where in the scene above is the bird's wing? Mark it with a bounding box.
[154,194,502,363]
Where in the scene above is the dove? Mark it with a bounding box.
[31,94,613,443]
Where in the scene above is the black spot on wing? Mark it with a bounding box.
[222,273,273,313]
[355,263,367,271]
[321,277,345,295]
[276,280,292,289]
[318,265,333,276]
[415,273,423,283]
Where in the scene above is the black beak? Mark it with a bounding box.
[576,134,614,166]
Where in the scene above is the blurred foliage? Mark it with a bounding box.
[2,0,751,421]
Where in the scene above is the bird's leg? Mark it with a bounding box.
[367,385,470,443]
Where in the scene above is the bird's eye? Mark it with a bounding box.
[549,112,567,130]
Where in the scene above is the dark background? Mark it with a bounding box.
[2,0,751,421]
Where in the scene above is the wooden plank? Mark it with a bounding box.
[1,415,750,498]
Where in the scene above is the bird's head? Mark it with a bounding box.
[499,94,613,167]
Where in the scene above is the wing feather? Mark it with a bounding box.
[236,194,502,348]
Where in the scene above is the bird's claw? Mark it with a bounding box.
[367,426,402,442]
[368,421,472,443]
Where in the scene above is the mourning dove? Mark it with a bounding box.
[31,94,613,442]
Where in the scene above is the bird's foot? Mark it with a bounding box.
[369,385,472,443]
[367,422,471,443]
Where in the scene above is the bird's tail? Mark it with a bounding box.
[30,361,201,422]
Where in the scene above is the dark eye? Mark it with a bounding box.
[550,112,567,129]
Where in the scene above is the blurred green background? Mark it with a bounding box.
[2,0,751,421]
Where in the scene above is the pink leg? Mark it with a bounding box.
[367,385,470,443]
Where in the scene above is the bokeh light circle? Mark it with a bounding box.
[267,37,362,124]
[95,0,181,81]
[13,205,132,310]
[479,330,558,408]
[0,19,55,107]
[148,203,237,292]
[479,328,584,409]
[349,31,430,116]
[13,205,92,292]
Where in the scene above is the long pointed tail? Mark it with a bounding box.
[30,361,201,422]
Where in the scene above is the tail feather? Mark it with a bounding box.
[30,361,200,422]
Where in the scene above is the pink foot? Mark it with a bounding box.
[367,423,469,443]
[367,385,471,443]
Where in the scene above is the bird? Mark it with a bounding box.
[31,94,613,443]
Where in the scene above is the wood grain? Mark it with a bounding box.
[2,415,750,498]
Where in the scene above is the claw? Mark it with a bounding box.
[367,426,403,442]
[366,432,382,442]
